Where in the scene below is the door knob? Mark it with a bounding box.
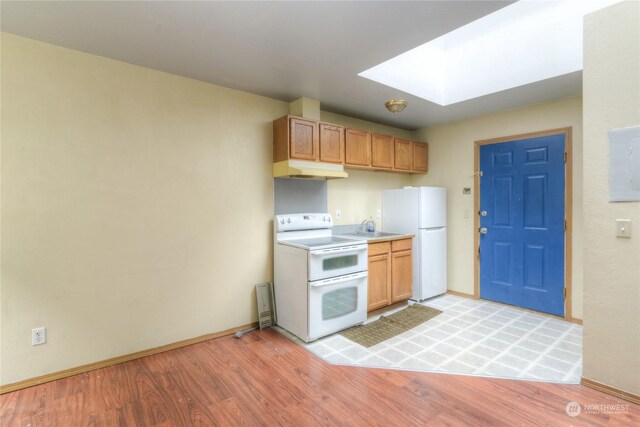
[479,227,488,235]
[480,210,488,217]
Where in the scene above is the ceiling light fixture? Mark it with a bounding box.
[385,99,407,114]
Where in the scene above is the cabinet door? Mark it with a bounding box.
[371,133,394,169]
[290,118,319,161]
[394,138,412,171]
[345,129,371,166]
[319,123,344,164]
[367,254,391,311]
[391,250,413,303]
[412,142,429,173]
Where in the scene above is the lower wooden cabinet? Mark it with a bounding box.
[367,238,413,312]
[391,250,413,303]
[367,252,391,311]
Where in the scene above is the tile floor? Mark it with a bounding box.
[280,294,583,384]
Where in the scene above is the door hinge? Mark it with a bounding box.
[563,152,567,163]
[564,220,567,231]
[563,288,567,299]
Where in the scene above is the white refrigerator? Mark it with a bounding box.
[382,187,447,301]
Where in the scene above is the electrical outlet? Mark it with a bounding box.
[336,209,342,220]
[32,327,46,346]
[376,209,381,218]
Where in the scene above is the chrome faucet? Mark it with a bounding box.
[359,219,375,233]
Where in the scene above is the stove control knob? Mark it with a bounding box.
[280,218,285,224]
[322,216,326,222]
[328,216,331,222]
[287,218,291,224]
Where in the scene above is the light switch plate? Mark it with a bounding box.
[335,209,342,220]
[616,219,631,238]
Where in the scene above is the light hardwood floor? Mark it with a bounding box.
[1,328,638,426]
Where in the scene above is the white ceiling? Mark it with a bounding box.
[0,1,583,130]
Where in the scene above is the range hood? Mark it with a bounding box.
[273,160,348,180]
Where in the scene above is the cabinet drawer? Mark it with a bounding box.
[391,238,412,252]
[368,241,390,256]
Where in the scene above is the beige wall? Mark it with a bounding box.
[0,34,289,385]
[320,111,412,140]
[0,34,415,386]
[321,111,413,226]
[582,1,640,395]
[411,97,584,319]
[328,169,412,227]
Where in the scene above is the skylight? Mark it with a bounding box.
[359,0,622,106]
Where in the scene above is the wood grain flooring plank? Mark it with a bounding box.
[129,360,180,426]
[92,364,135,412]
[235,336,379,425]
[410,375,536,426]
[1,328,638,426]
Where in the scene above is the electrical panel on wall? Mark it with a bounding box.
[609,125,640,202]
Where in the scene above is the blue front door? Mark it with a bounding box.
[479,134,566,316]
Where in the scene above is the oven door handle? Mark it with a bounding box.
[310,271,368,288]
[310,245,367,256]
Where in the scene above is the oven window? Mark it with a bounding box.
[322,254,358,271]
[322,287,358,320]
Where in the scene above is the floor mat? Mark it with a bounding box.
[341,304,442,347]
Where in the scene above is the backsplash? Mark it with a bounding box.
[274,178,327,214]
[327,169,412,226]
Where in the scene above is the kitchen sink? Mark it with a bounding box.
[340,231,403,239]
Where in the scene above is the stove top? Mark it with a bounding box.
[278,235,365,250]
[275,213,366,250]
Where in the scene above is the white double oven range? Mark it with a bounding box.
[274,213,368,342]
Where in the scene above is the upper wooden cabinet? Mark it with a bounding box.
[273,115,427,174]
[412,142,429,173]
[290,117,319,160]
[273,115,319,162]
[319,123,344,164]
[345,128,371,167]
[394,138,412,171]
[371,133,394,169]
